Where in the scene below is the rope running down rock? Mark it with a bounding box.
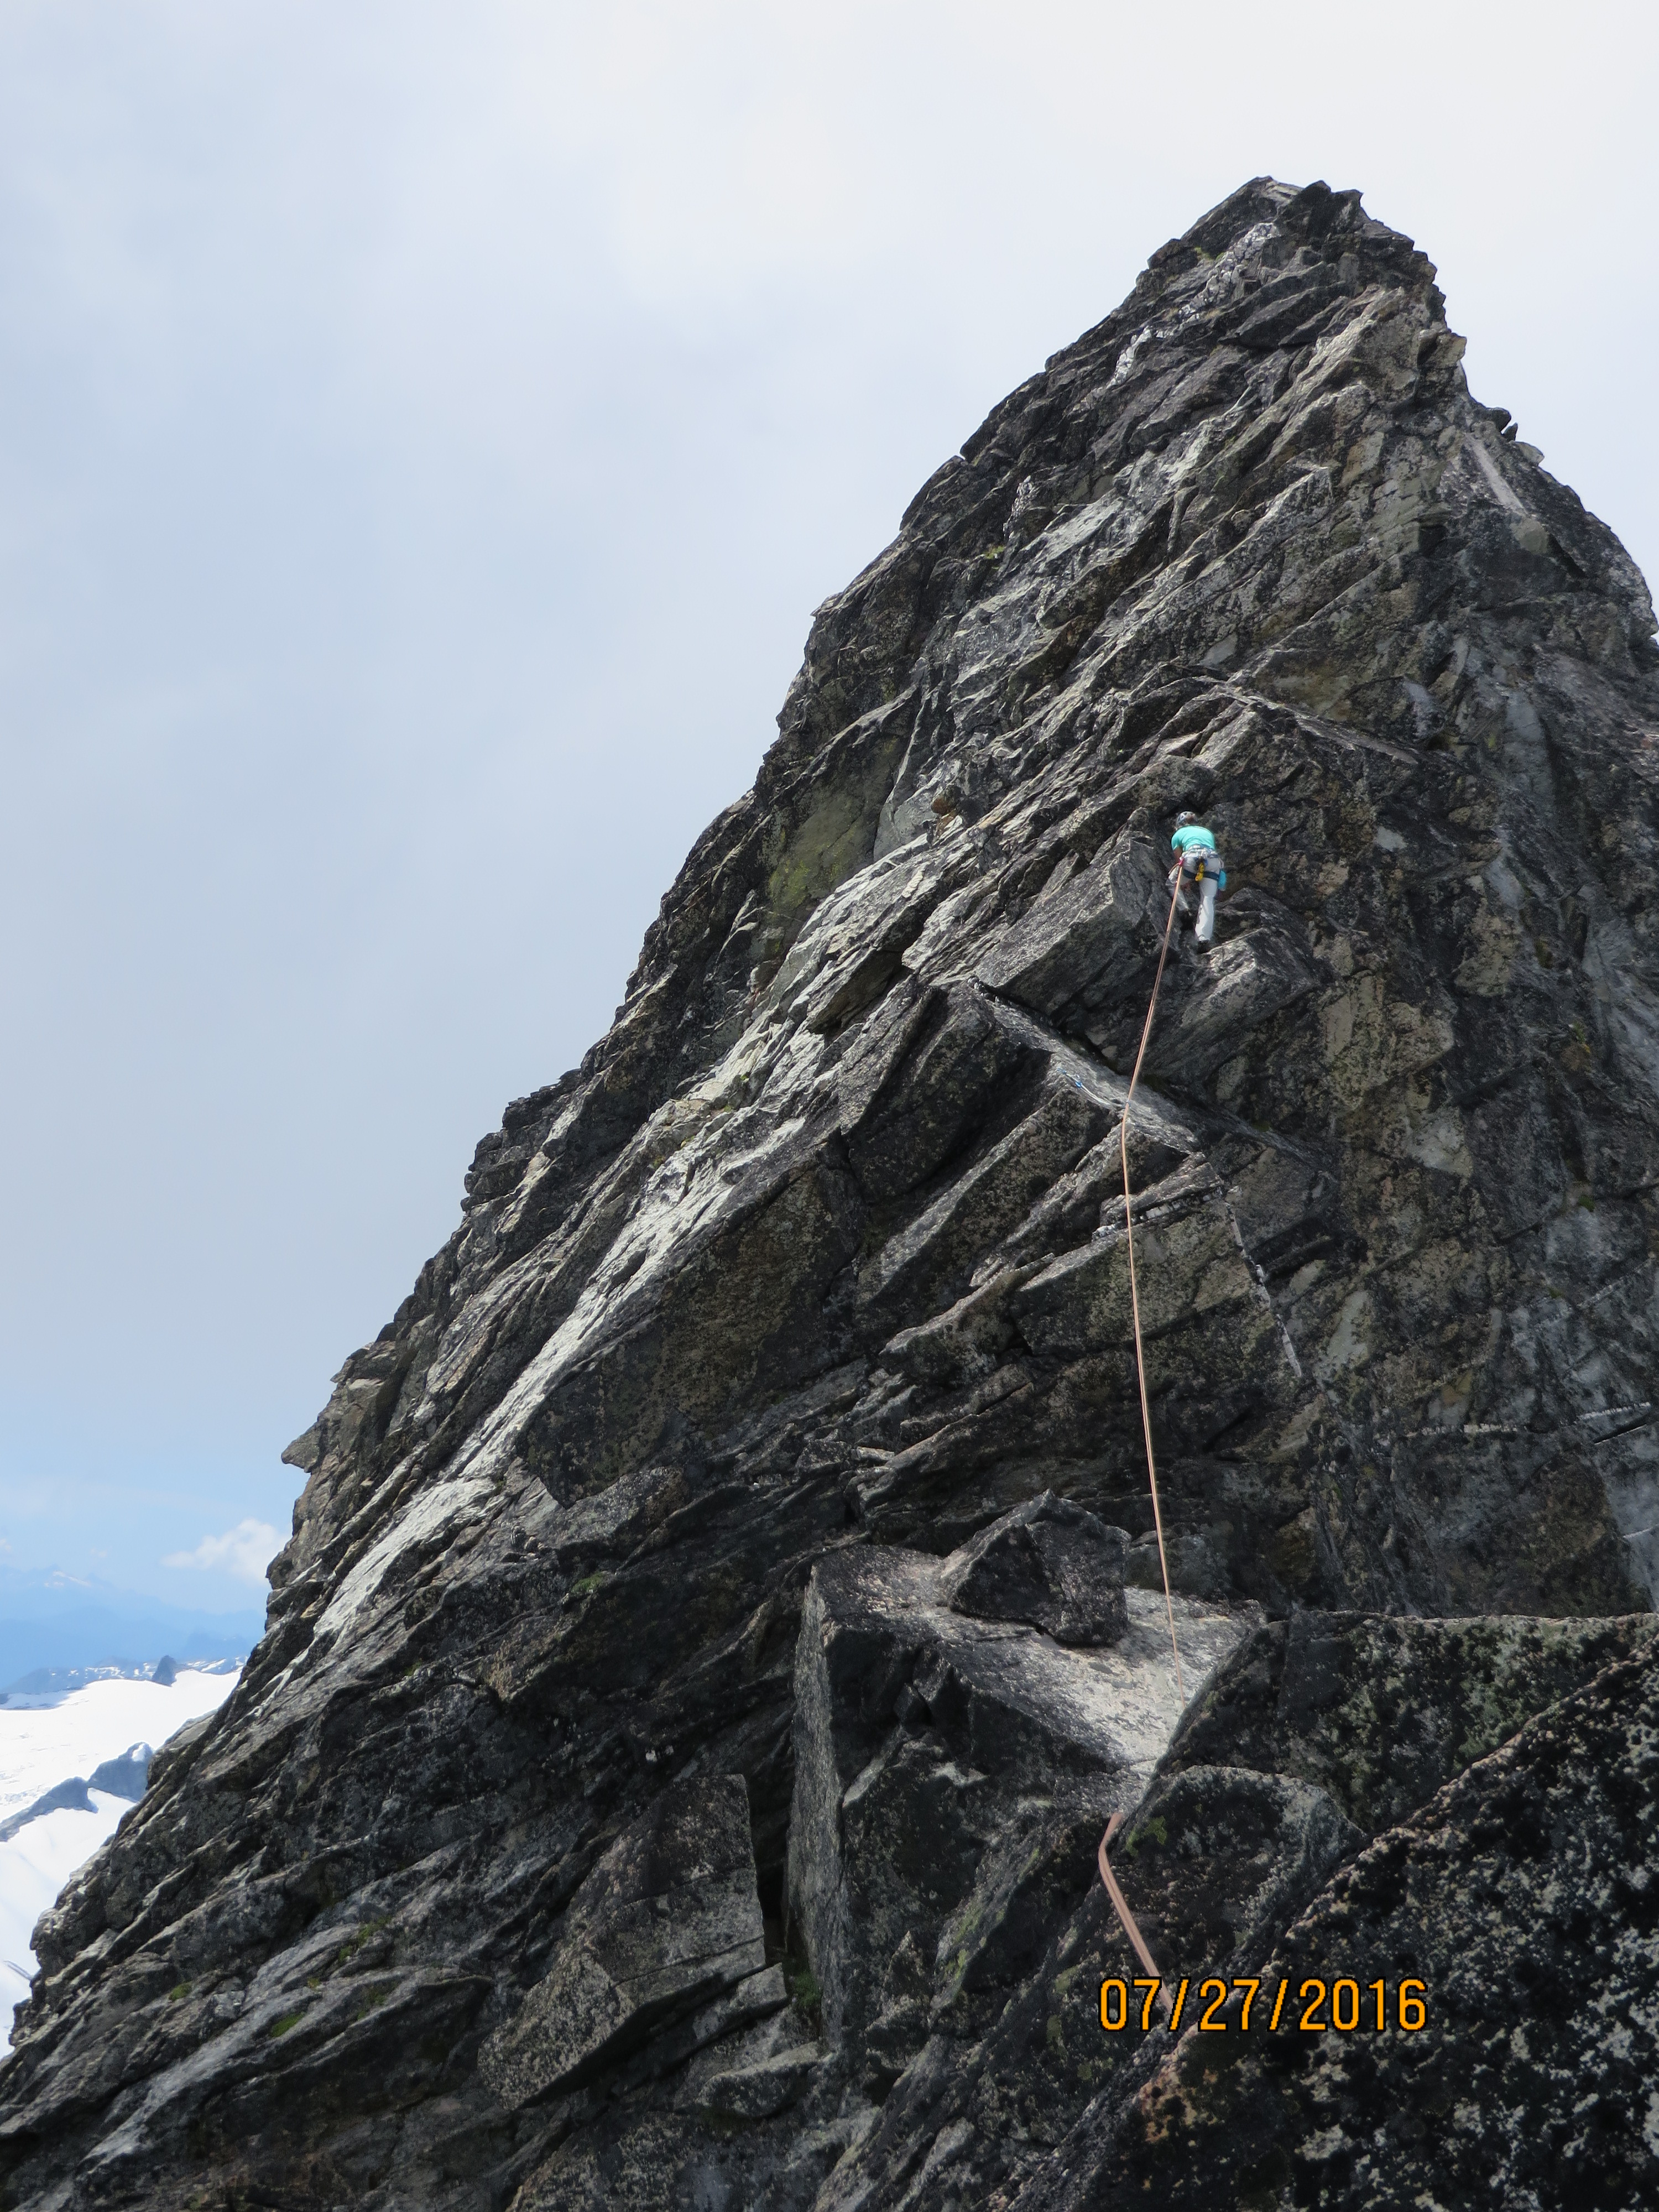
[1097,1811,1172,2018]
[1120,863,1188,1704]
[1095,858,1191,2007]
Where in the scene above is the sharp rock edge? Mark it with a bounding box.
[4,176,1659,2212]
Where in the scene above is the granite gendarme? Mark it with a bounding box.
[4,177,1659,2212]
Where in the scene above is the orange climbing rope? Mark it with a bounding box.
[1120,860,1188,1704]
[1097,852,1194,1996]
[1097,1812,1171,2017]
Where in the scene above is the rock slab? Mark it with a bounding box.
[481,1773,768,2109]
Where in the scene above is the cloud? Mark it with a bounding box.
[162,1518,280,1587]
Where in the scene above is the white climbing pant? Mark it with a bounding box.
[1194,876,1218,942]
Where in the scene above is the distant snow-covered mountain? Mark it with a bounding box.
[0,1566,264,1691]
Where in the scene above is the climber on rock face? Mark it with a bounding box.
[1169,810,1225,944]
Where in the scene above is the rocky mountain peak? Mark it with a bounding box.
[4,178,1658,2211]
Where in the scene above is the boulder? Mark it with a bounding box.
[938,1490,1129,1645]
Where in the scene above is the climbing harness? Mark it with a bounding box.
[1098,855,1190,1983]
[1174,840,1223,943]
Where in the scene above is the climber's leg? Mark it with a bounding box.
[1196,877,1218,942]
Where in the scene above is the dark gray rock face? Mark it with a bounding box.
[937,1491,1129,1645]
[4,176,1659,2210]
[785,1539,1246,2097]
[826,1609,1656,2212]
[1018,1625,1659,2212]
[479,1774,772,2111]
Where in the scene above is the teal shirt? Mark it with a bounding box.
[1171,823,1225,887]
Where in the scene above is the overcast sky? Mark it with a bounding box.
[1,0,1654,1614]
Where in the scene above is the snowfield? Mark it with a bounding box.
[2,1667,241,2052]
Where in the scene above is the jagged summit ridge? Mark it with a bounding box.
[3,179,1657,2211]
